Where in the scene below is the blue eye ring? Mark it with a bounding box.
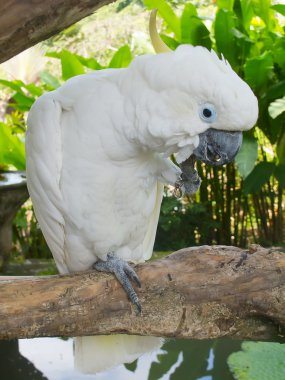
[199,103,217,123]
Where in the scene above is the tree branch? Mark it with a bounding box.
[0,245,284,341]
[0,0,116,64]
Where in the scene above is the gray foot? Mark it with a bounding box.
[93,253,142,313]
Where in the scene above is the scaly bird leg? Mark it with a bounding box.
[93,252,142,313]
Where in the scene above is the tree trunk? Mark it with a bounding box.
[0,0,116,64]
[0,245,284,341]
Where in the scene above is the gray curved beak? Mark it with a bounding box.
[193,128,243,166]
[177,129,242,196]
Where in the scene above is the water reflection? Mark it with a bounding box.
[0,337,242,379]
[0,340,48,380]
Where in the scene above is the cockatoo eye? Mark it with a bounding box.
[199,103,217,123]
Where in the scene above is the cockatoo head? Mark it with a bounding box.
[123,10,258,193]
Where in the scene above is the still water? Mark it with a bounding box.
[0,337,241,379]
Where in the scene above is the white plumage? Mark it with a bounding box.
[26,44,258,373]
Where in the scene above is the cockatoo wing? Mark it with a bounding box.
[26,92,68,274]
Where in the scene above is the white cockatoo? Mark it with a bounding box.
[26,10,258,374]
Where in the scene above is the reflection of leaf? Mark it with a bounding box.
[228,342,285,380]
[149,339,215,380]
[124,359,137,372]
[148,348,180,380]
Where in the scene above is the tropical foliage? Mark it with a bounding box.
[0,0,284,257]
[151,0,285,249]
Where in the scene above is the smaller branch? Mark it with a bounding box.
[0,245,284,341]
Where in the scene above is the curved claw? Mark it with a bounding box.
[94,253,142,313]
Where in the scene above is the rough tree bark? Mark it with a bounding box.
[0,245,284,341]
[0,0,116,64]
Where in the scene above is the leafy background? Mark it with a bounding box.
[0,0,285,378]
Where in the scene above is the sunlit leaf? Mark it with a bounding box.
[251,0,271,26]
[243,162,276,194]
[76,56,103,70]
[60,50,85,80]
[271,4,285,16]
[240,0,254,30]
[108,45,132,68]
[22,83,43,97]
[0,79,25,94]
[235,135,258,178]
[0,123,25,170]
[217,0,234,10]
[268,96,285,119]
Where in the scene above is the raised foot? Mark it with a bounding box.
[93,253,142,313]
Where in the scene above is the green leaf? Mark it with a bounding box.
[47,51,103,71]
[214,9,238,67]
[40,71,61,89]
[251,0,271,26]
[265,81,285,102]
[235,135,258,178]
[271,4,285,16]
[108,45,132,68]
[46,51,62,59]
[12,93,34,110]
[180,4,211,49]
[244,52,274,93]
[160,34,179,50]
[22,83,43,97]
[274,164,285,187]
[0,123,25,170]
[240,0,254,30]
[243,162,276,194]
[60,50,85,80]
[228,342,285,380]
[144,0,181,40]
[76,56,103,70]
[268,96,285,119]
[217,0,234,10]
[0,79,25,94]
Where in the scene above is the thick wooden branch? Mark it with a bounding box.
[0,0,116,64]
[0,245,285,341]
